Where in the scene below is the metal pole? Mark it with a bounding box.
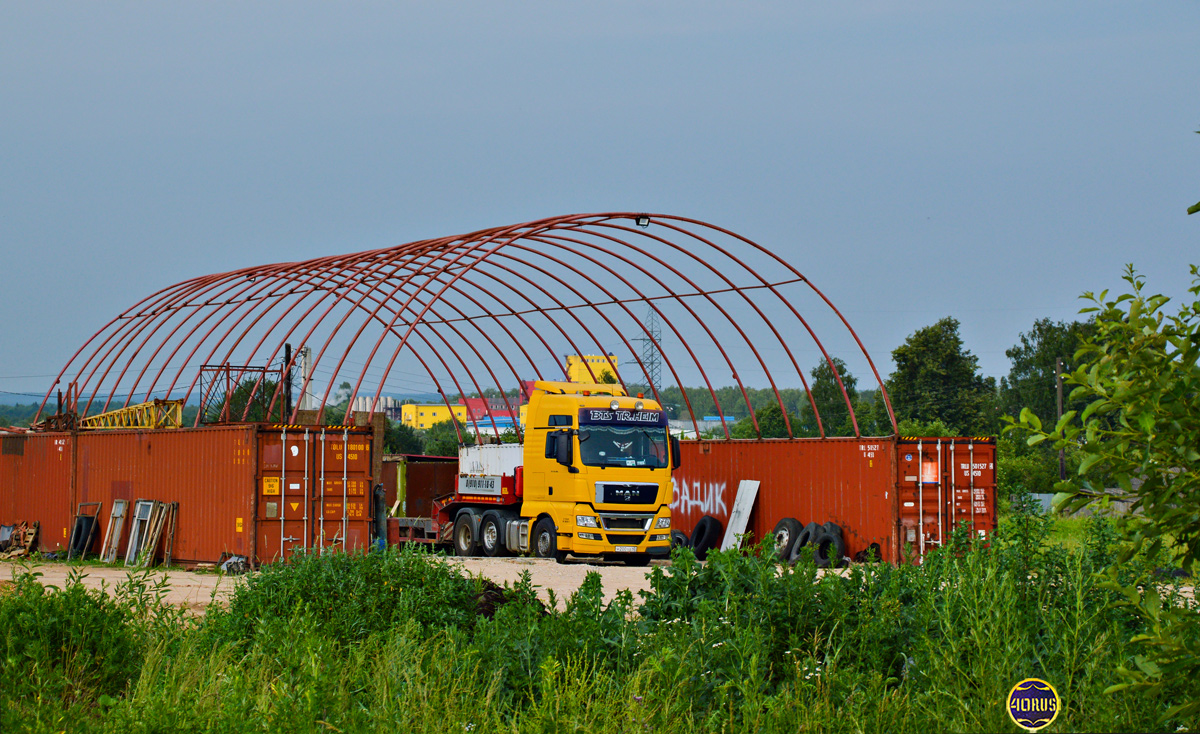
[319,428,326,553]
[342,428,349,549]
[918,439,924,557]
[936,439,943,545]
[280,428,287,560]
[950,441,956,530]
[303,428,310,552]
[1056,356,1065,481]
[969,440,976,534]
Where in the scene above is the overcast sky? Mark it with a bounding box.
[1,1,1196,401]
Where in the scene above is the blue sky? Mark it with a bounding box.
[1,1,1196,401]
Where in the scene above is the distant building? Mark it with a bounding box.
[399,403,468,429]
[566,354,619,384]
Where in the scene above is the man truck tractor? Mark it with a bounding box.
[403,380,680,566]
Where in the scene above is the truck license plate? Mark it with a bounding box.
[615,545,637,553]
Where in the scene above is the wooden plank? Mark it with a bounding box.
[719,479,760,551]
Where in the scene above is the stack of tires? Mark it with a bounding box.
[772,518,848,568]
[669,515,724,561]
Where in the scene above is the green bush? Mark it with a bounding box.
[0,567,143,728]
[201,544,483,647]
[8,527,1198,732]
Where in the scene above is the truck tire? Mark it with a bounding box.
[690,515,722,561]
[788,522,822,564]
[480,514,509,558]
[813,528,846,569]
[669,529,691,550]
[533,517,567,563]
[772,518,802,561]
[453,513,477,557]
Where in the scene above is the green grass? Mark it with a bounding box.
[1,521,1196,733]
[1048,516,1091,551]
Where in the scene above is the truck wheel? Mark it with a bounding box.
[453,514,477,557]
[533,517,566,563]
[772,518,802,561]
[480,514,509,558]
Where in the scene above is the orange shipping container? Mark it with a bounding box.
[673,437,996,562]
[0,425,376,565]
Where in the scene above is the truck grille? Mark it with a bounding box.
[606,534,645,544]
[600,515,651,531]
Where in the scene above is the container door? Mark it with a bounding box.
[258,430,312,562]
[897,439,997,558]
[896,441,948,555]
[948,439,997,538]
[316,429,372,552]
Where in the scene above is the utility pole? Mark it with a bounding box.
[299,346,313,411]
[283,343,294,419]
[632,307,663,394]
[1056,356,1065,481]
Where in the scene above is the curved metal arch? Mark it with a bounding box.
[40,213,898,439]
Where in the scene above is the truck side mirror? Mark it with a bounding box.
[555,430,574,468]
[670,436,682,469]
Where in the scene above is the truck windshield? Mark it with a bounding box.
[577,426,668,469]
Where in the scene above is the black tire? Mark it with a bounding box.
[480,514,509,558]
[533,517,567,563]
[670,529,691,550]
[772,518,803,561]
[690,515,723,561]
[453,513,477,557]
[813,530,846,569]
[789,522,821,563]
[853,542,883,563]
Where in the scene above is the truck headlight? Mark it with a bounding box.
[576,515,599,528]
[649,533,670,542]
[654,517,671,529]
[579,532,602,541]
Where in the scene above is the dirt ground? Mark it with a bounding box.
[5,558,1191,613]
[0,556,668,613]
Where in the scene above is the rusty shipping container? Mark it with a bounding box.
[0,433,74,551]
[0,424,376,565]
[672,436,996,562]
[379,454,458,519]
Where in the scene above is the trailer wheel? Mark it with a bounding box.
[690,515,722,561]
[453,514,478,557]
[533,517,566,563]
[772,518,802,561]
[480,514,509,558]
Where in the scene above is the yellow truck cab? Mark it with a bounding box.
[446,380,679,566]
